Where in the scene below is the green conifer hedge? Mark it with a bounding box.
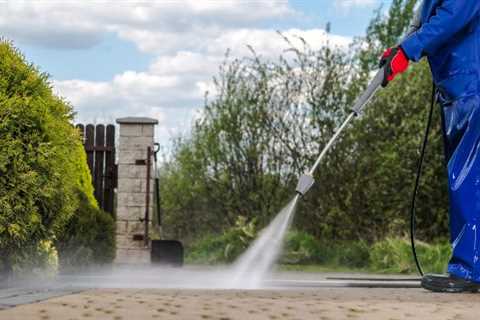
[0,40,114,277]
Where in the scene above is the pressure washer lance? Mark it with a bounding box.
[295,73,381,196]
[295,2,427,278]
[295,4,423,198]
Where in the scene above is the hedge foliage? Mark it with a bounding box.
[55,191,115,269]
[0,40,114,276]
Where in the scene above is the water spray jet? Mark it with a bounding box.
[228,4,425,289]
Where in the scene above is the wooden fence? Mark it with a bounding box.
[75,124,117,215]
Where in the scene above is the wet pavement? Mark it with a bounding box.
[0,268,478,319]
[1,286,480,320]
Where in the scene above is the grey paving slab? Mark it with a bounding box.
[0,285,83,309]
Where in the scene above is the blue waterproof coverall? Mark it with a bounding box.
[401,0,480,282]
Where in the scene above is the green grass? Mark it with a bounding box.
[278,264,370,274]
[369,237,451,274]
[186,231,451,274]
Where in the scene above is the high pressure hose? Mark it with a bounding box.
[410,83,436,277]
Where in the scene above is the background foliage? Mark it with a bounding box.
[160,0,450,272]
[187,230,450,274]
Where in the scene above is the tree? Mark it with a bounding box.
[160,0,449,252]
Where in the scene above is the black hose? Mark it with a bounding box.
[153,143,162,228]
[410,83,436,277]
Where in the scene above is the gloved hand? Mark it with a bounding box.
[379,46,409,87]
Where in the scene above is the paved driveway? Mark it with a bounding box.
[0,268,479,319]
[1,287,480,320]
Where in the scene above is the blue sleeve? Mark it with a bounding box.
[401,0,480,61]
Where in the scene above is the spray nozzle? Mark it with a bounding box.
[295,173,315,196]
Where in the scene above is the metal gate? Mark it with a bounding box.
[75,124,117,215]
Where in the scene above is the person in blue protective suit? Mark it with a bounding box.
[380,0,480,293]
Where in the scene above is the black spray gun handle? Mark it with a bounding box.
[352,4,423,115]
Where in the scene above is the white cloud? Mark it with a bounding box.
[0,1,294,51]
[335,0,377,9]
[52,27,351,147]
[206,28,351,57]
[1,1,352,148]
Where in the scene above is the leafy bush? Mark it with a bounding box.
[332,241,371,269]
[282,235,449,272]
[186,216,257,264]
[283,235,449,273]
[0,40,99,276]
[56,191,115,270]
[282,231,370,268]
[369,237,450,274]
[187,226,450,275]
[282,231,322,264]
[187,227,371,268]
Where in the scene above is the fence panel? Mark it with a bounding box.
[104,124,116,215]
[76,123,116,216]
[94,124,105,208]
[85,124,95,174]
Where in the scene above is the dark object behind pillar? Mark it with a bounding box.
[151,240,184,267]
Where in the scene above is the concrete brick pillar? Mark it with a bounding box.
[115,117,157,264]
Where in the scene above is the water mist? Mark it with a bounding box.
[228,195,300,289]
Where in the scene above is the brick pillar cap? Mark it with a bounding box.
[116,117,158,125]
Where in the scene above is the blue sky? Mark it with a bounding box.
[0,0,391,147]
